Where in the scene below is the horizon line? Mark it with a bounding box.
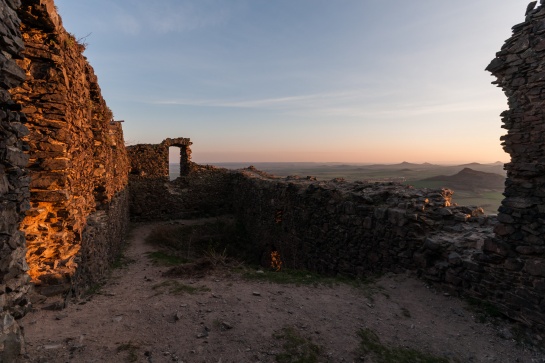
[171,160,509,165]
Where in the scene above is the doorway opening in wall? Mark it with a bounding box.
[169,146,181,181]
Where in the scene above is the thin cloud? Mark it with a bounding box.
[153,90,500,120]
[154,90,386,109]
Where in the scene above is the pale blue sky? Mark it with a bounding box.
[55,0,526,163]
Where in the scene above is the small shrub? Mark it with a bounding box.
[62,33,75,49]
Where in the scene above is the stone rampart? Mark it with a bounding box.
[0,0,31,360]
[9,0,130,295]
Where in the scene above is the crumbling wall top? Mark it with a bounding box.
[162,137,192,147]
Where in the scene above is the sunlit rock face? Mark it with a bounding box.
[9,0,130,294]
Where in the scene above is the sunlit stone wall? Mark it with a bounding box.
[10,0,130,295]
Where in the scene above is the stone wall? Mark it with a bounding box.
[128,137,192,178]
[9,0,130,295]
[0,0,31,360]
[229,170,497,280]
[485,0,545,332]
[228,168,545,333]
[128,138,232,221]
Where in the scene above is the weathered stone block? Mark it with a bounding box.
[524,258,545,277]
[0,312,24,363]
[30,190,68,202]
[5,146,28,167]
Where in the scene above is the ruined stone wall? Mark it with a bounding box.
[230,170,489,274]
[229,169,545,332]
[128,138,232,221]
[0,0,31,359]
[9,0,130,294]
[484,1,545,332]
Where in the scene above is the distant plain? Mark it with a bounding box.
[170,162,506,214]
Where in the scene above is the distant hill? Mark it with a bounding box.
[420,167,505,190]
[364,162,441,170]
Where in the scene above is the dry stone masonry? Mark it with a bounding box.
[9,0,130,296]
[230,170,493,276]
[486,0,545,332]
[0,0,31,360]
[128,138,232,221]
[2,0,545,360]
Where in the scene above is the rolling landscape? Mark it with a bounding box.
[171,162,506,214]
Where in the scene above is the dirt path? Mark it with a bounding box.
[21,220,544,363]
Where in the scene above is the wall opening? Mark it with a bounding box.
[169,146,181,181]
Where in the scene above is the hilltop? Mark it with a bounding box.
[420,168,505,191]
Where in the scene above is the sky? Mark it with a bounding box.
[54,0,528,164]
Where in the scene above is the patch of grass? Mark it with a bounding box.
[274,326,322,363]
[357,328,449,363]
[145,219,255,263]
[242,268,384,302]
[112,254,135,269]
[147,251,188,266]
[117,341,139,362]
[242,268,336,286]
[152,280,210,295]
[242,267,379,289]
[465,297,503,324]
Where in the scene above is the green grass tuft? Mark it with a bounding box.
[147,251,188,266]
[152,280,210,295]
[357,328,449,363]
[242,268,383,302]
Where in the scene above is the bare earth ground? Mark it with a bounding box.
[20,220,545,363]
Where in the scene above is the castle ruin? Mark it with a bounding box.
[1,0,545,360]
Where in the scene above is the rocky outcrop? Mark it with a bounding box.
[9,0,130,294]
[0,0,31,360]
